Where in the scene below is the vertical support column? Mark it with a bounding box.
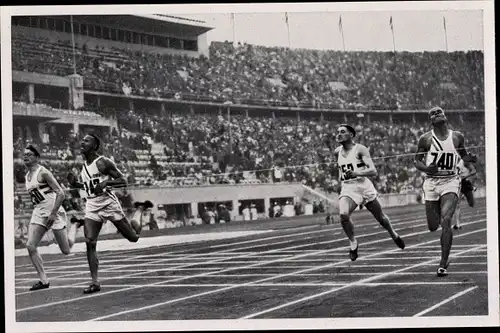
[37,122,46,143]
[264,197,271,219]
[73,122,79,136]
[343,113,347,123]
[161,103,166,118]
[190,202,198,218]
[232,199,239,220]
[389,113,393,125]
[28,84,35,103]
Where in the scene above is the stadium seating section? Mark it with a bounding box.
[12,32,486,215]
[12,34,484,110]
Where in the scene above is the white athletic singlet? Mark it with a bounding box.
[80,156,120,203]
[80,156,125,223]
[336,144,368,183]
[25,165,62,213]
[425,130,460,178]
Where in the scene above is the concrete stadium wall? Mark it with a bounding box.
[13,70,69,87]
[127,183,306,218]
[127,183,305,205]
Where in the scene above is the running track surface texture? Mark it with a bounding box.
[15,199,489,321]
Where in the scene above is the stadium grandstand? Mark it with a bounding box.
[11,14,485,237]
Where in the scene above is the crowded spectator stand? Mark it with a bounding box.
[12,33,485,229]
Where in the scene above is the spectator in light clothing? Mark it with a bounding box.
[273,167,282,183]
[208,209,216,224]
[242,205,251,221]
[273,202,282,217]
[250,203,258,220]
[283,201,295,217]
[155,209,167,229]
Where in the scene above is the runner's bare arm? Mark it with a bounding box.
[42,170,65,216]
[96,157,127,188]
[67,172,84,189]
[414,133,437,174]
[352,145,377,177]
[455,131,477,163]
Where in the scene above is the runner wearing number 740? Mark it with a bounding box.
[67,134,144,294]
[414,106,477,277]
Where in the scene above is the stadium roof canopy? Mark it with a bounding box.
[69,14,214,37]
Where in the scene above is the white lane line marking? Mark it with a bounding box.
[76,213,451,284]
[413,286,479,317]
[240,242,486,319]
[16,210,482,277]
[16,210,424,297]
[15,270,489,283]
[15,281,477,289]
[17,216,486,312]
[16,209,419,287]
[17,208,485,268]
[17,212,437,309]
[87,223,486,321]
[16,262,488,280]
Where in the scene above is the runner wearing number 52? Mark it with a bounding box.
[414,107,477,277]
[23,145,77,291]
[67,134,144,294]
[332,125,405,261]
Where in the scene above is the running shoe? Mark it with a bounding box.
[393,236,405,249]
[83,283,101,294]
[349,244,359,261]
[30,281,49,291]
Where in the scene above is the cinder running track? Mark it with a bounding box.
[15,199,488,321]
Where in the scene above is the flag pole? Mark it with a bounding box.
[70,15,77,74]
[443,16,449,52]
[285,12,291,49]
[339,15,346,51]
[227,105,232,164]
[231,13,236,45]
[390,15,396,52]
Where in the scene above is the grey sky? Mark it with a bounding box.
[185,10,483,52]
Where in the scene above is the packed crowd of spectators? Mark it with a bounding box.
[13,109,486,199]
[12,32,486,216]
[12,33,484,110]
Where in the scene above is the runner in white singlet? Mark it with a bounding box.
[67,134,144,294]
[23,145,77,291]
[330,124,405,261]
[414,106,477,276]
